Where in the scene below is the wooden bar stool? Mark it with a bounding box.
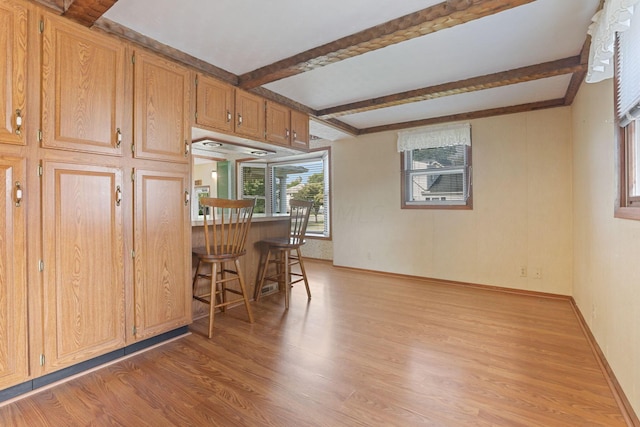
[192,198,255,338]
[255,200,312,309]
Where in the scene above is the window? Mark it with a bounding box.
[399,123,472,209]
[614,6,640,219]
[238,150,330,237]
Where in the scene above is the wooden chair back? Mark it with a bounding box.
[288,199,313,246]
[201,198,255,257]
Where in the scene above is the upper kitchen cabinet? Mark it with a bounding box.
[41,14,126,156]
[195,74,234,133]
[0,156,29,389]
[0,0,28,146]
[134,50,191,163]
[265,101,290,147]
[235,89,265,141]
[266,102,310,150]
[290,109,309,150]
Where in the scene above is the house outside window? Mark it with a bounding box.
[239,150,330,237]
[399,123,472,209]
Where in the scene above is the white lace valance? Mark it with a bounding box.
[397,123,471,152]
[586,0,640,83]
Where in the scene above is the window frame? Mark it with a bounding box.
[238,148,331,239]
[400,144,473,210]
[614,31,640,220]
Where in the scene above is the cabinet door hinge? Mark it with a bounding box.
[37,129,42,143]
[37,164,43,177]
[131,142,135,154]
[131,54,135,64]
[132,326,137,336]
[38,260,44,272]
[131,250,135,259]
[131,169,135,182]
[195,75,198,86]
[194,111,198,120]
[39,354,45,366]
[39,20,44,34]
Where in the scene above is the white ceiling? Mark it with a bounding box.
[102,0,600,140]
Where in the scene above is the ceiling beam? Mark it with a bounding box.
[317,56,584,119]
[359,98,566,134]
[62,0,119,27]
[238,0,537,89]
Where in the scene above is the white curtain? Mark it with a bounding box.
[397,123,471,152]
[586,0,640,83]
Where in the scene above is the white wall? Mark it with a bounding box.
[332,108,573,294]
[572,79,640,414]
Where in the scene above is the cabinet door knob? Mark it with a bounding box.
[226,111,231,123]
[115,186,122,206]
[293,130,297,140]
[184,190,190,206]
[15,181,23,207]
[184,140,190,157]
[15,109,22,136]
[285,128,290,139]
[237,113,243,126]
[116,128,122,147]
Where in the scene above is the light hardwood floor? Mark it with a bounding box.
[0,260,633,426]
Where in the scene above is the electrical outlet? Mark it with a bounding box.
[519,266,527,277]
[534,268,542,279]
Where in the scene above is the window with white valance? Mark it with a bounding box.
[399,123,472,209]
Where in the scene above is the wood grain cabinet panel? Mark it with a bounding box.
[134,50,191,163]
[41,15,125,155]
[195,74,234,133]
[0,0,27,146]
[290,109,309,150]
[133,169,191,340]
[0,156,28,388]
[235,89,265,141]
[41,161,125,372]
[265,101,290,146]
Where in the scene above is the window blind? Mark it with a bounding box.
[617,7,640,126]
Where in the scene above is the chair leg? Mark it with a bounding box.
[296,247,311,300]
[192,259,202,295]
[235,258,254,323]
[208,261,218,338]
[220,262,227,312]
[255,247,272,301]
[284,249,290,310]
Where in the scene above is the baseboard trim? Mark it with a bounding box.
[0,326,190,406]
[570,299,640,427]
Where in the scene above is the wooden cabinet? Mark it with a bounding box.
[41,161,126,372]
[195,74,234,133]
[235,89,265,140]
[266,102,310,150]
[0,156,29,388]
[134,50,191,163]
[133,168,191,340]
[266,101,290,146]
[41,14,126,155]
[0,0,28,146]
[291,109,310,150]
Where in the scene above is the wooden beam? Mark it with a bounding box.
[238,0,537,89]
[359,98,566,134]
[318,56,584,119]
[93,18,238,85]
[63,0,119,27]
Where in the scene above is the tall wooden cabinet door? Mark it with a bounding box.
[290,110,309,150]
[41,15,125,155]
[41,161,125,372]
[0,0,28,146]
[265,101,290,146]
[195,74,234,133]
[235,89,265,140]
[133,169,191,340]
[0,157,28,388]
[134,50,191,163]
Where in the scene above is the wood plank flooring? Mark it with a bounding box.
[0,260,631,426]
